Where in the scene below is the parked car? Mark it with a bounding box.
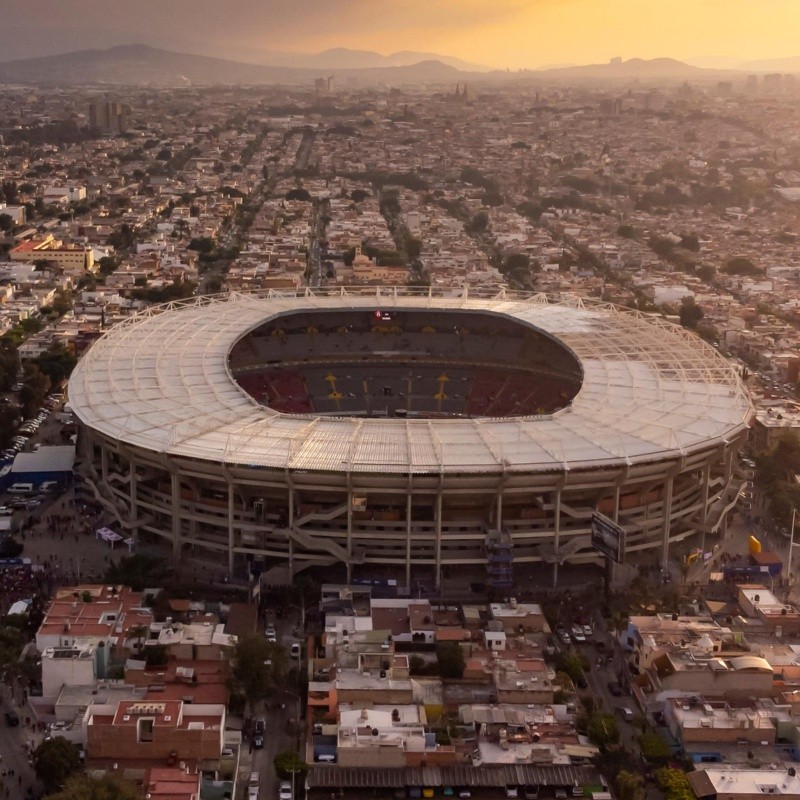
[4,710,19,726]
[571,625,586,644]
[617,706,635,722]
[607,681,623,697]
[265,625,277,642]
[279,781,293,800]
[290,642,302,659]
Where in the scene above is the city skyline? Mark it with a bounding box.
[2,0,800,71]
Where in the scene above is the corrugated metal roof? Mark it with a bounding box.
[307,764,601,788]
[68,289,752,474]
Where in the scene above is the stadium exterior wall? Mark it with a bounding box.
[69,288,752,588]
[76,423,746,588]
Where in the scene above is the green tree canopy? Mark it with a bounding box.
[20,362,51,417]
[274,750,308,780]
[585,710,620,747]
[639,730,672,764]
[435,641,466,679]
[36,343,78,385]
[614,770,646,800]
[104,553,170,591]
[231,635,289,708]
[754,433,800,527]
[34,736,82,791]
[679,297,704,329]
[655,768,695,800]
[45,773,142,800]
[724,256,762,276]
[465,211,489,234]
[188,237,215,254]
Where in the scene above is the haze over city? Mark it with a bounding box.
[5,1,800,799]
[2,0,800,70]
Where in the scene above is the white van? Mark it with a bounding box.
[7,483,33,495]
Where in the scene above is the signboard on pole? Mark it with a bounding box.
[591,512,626,564]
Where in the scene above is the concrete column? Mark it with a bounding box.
[700,462,712,554]
[435,492,443,590]
[288,485,295,578]
[129,458,138,545]
[170,472,181,558]
[661,474,674,569]
[406,492,412,590]
[613,485,621,524]
[552,489,562,589]
[100,446,108,484]
[346,488,353,583]
[227,482,235,577]
[496,491,503,531]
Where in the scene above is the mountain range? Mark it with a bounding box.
[258,47,490,72]
[0,45,796,87]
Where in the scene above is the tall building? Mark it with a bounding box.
[88,96,129,134]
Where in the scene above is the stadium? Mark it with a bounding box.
[68,288,753,588]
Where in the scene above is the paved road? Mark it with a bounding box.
[238,605,304,800]
[0,684,43,799]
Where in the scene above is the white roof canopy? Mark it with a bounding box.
[67,288,752,475]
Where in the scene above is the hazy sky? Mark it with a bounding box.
[2,0,800,68]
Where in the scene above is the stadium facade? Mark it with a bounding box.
[68,288,753,586]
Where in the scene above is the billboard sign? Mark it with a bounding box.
[591,512,626,564]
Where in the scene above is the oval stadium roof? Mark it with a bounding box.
[67,289,753,475]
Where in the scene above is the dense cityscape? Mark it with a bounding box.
[2,63,800,800]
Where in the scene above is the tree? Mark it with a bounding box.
[0,213,13,232]
[128,623,149,655]
[0,342,20,391]
[231,635,288,709]
[98,256,120,276]
[105,553,169,591]
[45,773,142,800]
[679,233,700,252]
[285,188,311,202]
[502,253,533,286]
[20,363,51,417]
[0,620,25,678]
[655,768,695,800]
[724,256,762,276]
[639,730,672,765]
[34,736,82,791]
[37,344,78,385]
[614,770,646,800]
[188,237,215,254]
[586,710,620,746]
[274,750,308,780]
[51,289,74,316]
[679,297,704,330]
[466,210,489,234]
[435,641,465,679]
[697,264,716,282]
[616,225,637,239]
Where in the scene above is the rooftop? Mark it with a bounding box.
[68,289,752,475]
